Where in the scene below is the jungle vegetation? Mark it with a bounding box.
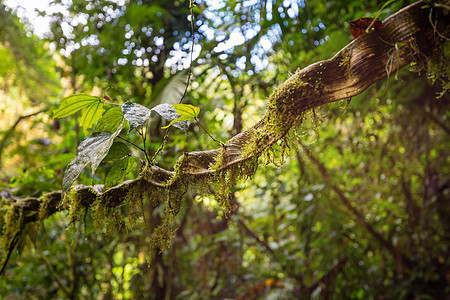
[0,0,449,299]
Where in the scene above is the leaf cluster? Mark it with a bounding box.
[52,94,200,196]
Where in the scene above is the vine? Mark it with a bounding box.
[0,0,448,274]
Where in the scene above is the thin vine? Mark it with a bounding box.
[151,0,197,164]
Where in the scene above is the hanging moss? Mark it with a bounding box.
[411,41,449,97]
[0,206,25,273]
[91,182,145,234]
[163,153,187,188]
[146,211,176,265]
[66,188,96,225]
[38,193,55,220]
[124,186,146,229]
[262,136,292,167]
[2,1,448,273]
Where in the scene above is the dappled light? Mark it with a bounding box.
[0,0,449,299]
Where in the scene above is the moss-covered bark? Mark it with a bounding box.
[1,0,448,274]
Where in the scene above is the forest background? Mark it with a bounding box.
[0,0,449,299]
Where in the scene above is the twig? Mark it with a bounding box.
[151,0,196,163]
[0,108,47,168]
[150,133,169,165]
[117,136,147,155]
[237,219,275,256]
[137,128,150,164]
[195,117,224,145]
[237,218,303,282]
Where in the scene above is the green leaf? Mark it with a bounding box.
[62,122,123,197]
[52,94,100,119]
[161,116,192,129]
[94,107,124,133]
[173,104,200,118]
[151,103,188,134]
[102,142,130,163]
[79,102,105,133]
[122,101,152,133]
[148,71,187,105]
[104,156,136,189]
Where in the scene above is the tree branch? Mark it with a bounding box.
[5,0,450,224]
[0,107,47,168]
[1,0,448,273]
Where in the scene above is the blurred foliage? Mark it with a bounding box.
[0,3,62,178]
[1,0,449,299]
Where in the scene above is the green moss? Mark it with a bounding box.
[124,186,146,229]
[408,39,449,97]
[163,153,187,188]
[91,184,142,235]
[425,42,449,97]
[67,190,84,225]
[145,183,188,264]
[262,136,292,167]
[268,72,308,109]
[141,156,190,263]
[338,51,352,77]
[38,194,53,220]
[0,206,25,272]
[339,54,350,68]
[93,204,124,235]
[146,213,176,265]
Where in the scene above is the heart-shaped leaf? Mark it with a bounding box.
[104,156,137,189]
[122,101,152,133]
[94,107,125,134]
[102,142,130,163]
[80,102,105,133]
[53,94,101,119]
[151,103,189,134]
[172,104,200,118]
[62,122,123,197]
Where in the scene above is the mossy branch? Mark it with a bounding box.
[1,0,448,274]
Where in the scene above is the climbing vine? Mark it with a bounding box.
[0,0,448,274]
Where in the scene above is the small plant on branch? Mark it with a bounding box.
[52,94,205,197]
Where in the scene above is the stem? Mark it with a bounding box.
[299,142,413,269]
[117,136,147,156]
[195,117,223,145]
[151,133,169,165]
[99,100,121,106]
[152,0,196,162]
[177,0,195,105]
[0,107,47,168]
[137,128,151,164]
[103,86,131,102]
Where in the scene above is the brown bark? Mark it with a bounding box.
[1,0,449,273]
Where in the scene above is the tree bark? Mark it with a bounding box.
[1,0,449,274]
